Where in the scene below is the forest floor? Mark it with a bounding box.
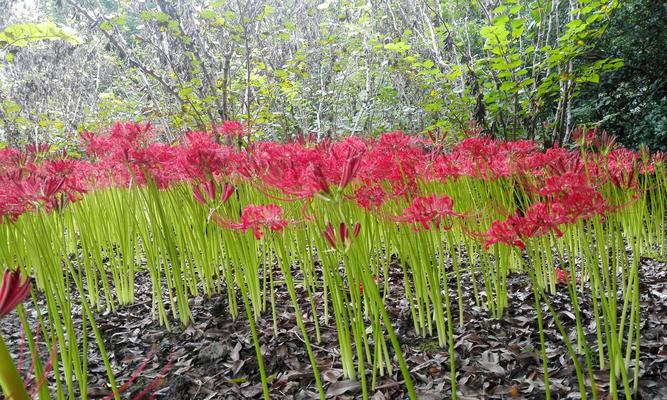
[1,256,666,400]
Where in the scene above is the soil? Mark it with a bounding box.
[1,256,666,400]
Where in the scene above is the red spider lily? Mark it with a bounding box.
[554,267,568,285]
[193,181,235,205]
[192,180,217,205]
[112,122,152,142]
[370,132,425,194]
[353,222,361,237]
[546,150,586,178]
[220,183,235,203]
[556,189,608,223]
[400,195,461,230]
[554,267,580,285]
[484,217,526,250]
[0,121,647,232]
[336,148,365,189]
[192,185,207,205]
[571,127,600,148]
[571,127,616,151]
[26,143,50,156]
[217,121,245,140]
[322,221,361,250]
[241,141,334,200]
[538,172,590,197]
[608,167,639,191]
[353,181,386,210]
[308,163,331,195]
[10,174,71,213]
[520,203,564,238]
[605,148,641,190]
[651,151,666,166]
[180,132,239,180]
[215,204,289,240]
[323,221,337,249]
[483,202,564,250]
[0,269,31,319]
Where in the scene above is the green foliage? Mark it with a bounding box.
[0,22,80,48]
[0,0,659,149]
[573,0,667,152]
[468,0,622,142]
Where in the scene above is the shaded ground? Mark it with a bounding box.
[1,257,666,399]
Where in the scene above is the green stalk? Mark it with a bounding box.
[529,262,550,400]
[0,335,30,400]
[273,237,326,400]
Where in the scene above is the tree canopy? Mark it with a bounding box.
[0,0,663,149]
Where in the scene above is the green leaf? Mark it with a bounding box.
[140,11,153,22]
[0,22,81,47]
[99,21,113,31]
[384,41,411,53]
[178,87,194,98]
[493,16,510,26]
[2,100,21,114]
[112,16,127,26]
[201,10,217,20]
[262,5,275,17]
[500,81,515,91]
[519,77,534,87]
[155,12,170,23]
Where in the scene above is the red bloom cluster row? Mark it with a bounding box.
[0,122,660,251]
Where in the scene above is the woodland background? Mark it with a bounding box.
[0,0,665,150]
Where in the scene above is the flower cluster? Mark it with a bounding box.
[215,203,289,240]
[400,195,461,231]
[1,122,658,248]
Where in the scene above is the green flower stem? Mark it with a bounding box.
[0,334,30,400]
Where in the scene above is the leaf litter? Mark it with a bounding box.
[0,257,665,399]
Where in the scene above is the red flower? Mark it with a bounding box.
[216,204,289,240]
[308,163,331,195]
[338,149,365,189]
[521,203,564,238]
[400,195,460,230]
[323,221,337,249]
[192,180,221,205]
[0,269,31,319]
[354,182,386,210]
[220,183,235,203]
[554,267,580,285]
[484,217,526,250]
[322,221,361,250]
[26,143,50,156]
[217,121,245,140]
[554,267,568,285]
